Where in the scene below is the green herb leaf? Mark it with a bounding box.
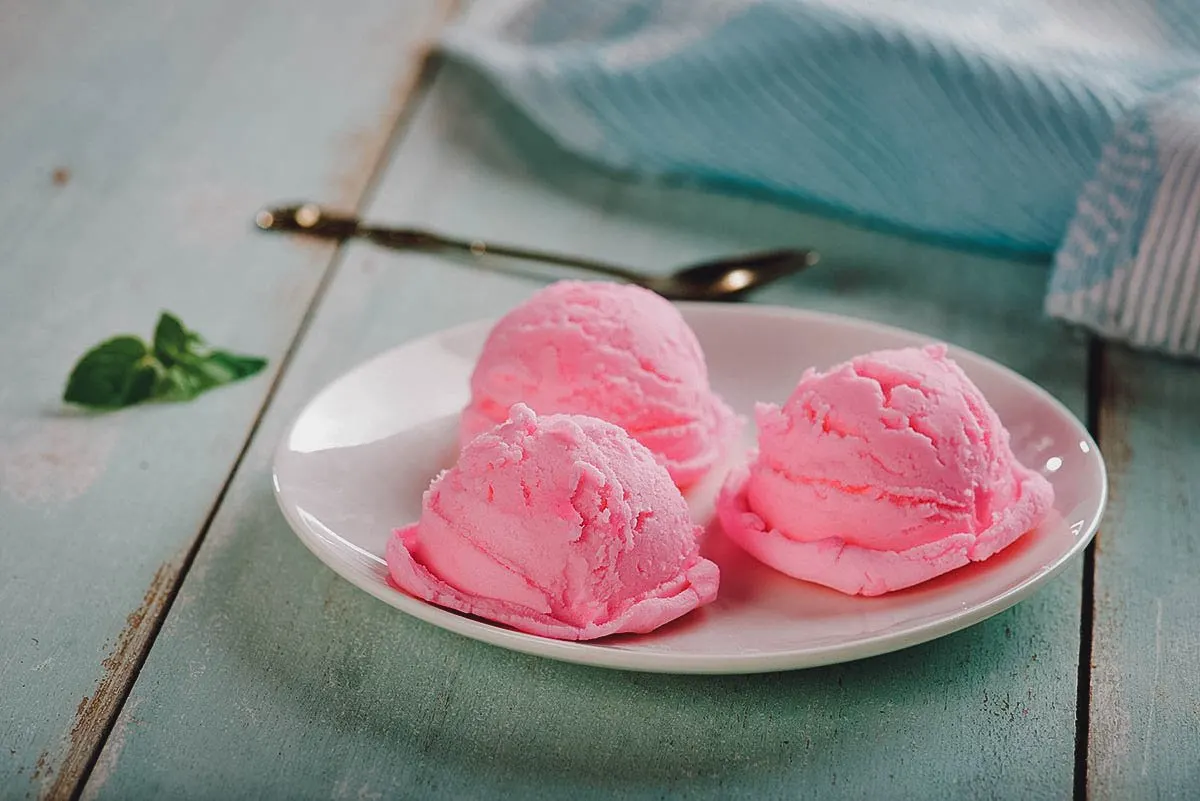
[154,363,214,402]
[126,361,162,405]
[206,350,268,380]
[63,336,152,408]
[152,311,190,365]
[63,312,268,410]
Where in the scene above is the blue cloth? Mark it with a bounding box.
[440,0,1200,358]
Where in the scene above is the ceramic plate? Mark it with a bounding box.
[273,304,1105,674]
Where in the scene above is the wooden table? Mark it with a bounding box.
[3,3,1196,799]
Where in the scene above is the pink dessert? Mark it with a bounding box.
[388,404,719,640]
[717,344,1054,596]
[460,281,737,488]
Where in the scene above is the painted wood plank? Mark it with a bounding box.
[1088,347,1200,798]
[86,63,1090,800]
[0,1,452,798]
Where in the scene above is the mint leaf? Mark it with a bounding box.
[157,352,265,402]
[63,336,152,408]
[64,312,268,410]
[153,311,190,365]
[206,350,268,380]
[154,363,214,402]
[126,361,161,404]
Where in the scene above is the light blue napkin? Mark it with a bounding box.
[439,0,1200,358]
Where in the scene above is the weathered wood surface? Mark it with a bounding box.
[0,1,452,798]
[1088,346,1200,800]
[85,64,1091,800]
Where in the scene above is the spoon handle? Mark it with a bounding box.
[255,204,646,283]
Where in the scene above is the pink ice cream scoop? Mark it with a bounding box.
[388,403,719,640]
[717,344,1054,596]
[460,281,737,488]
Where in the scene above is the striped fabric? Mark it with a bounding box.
[440,0,1200,358]
[1049,80,1200,355]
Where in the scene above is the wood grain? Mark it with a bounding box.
[1088,346,1200,799]
[85,63,1090,800]
[0,1,452,798]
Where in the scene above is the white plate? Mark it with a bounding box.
[273,304,1105,674]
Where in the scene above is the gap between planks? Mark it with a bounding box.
[42,10,458,801]
[1073,338,1104,801]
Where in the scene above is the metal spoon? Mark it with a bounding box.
[254,203,819,301]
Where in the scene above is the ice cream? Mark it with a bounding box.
[460,281,736,488]
[717,344,1054,596]
[388,403,719,640]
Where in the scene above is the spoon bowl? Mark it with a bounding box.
[649,249,819,301]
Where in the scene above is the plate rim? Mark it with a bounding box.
[272,302,1107,674]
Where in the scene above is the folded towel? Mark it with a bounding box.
[439,0,1200,358]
